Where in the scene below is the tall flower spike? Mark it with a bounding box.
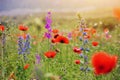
[18,36,24,54]
[18,34,31,61]
[23,34,31,54]
[44,12,52,39]
[78,18,91,72]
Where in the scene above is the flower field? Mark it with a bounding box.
[0,9,120,80]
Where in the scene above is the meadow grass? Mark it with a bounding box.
[0,13,120,80]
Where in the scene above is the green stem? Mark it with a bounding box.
[1,32,4,79]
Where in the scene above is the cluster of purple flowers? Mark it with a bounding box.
[18,34,31,61]
[79,18,91,72]
[36,54,41,64]
[44,12,52,39]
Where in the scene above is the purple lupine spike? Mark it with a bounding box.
[78,18,91,73]
[83,32,87,35]
[45,24,51,29]
[86,48,90,52]
[46,12,52,24]
[18,34,31,61]
[18,36,24,54]
[44,32,51,39]
[80,47,84,51]
[46,17,52,25]
[84,55,88,62]
[80,53,84,58]
[86,67,91,72]
[44,12,52,39]
[80,67,84,71]
[36,54,41,64]
[24,34,31,52]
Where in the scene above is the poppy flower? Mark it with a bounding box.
[19,25,28,31]
[51,34,60,43]
[55,36,69,44]
[0,25,5,31]
[90,28,96,34]
[52,29,59,34]
[73,47,82,54]
[24,64,29,70]
[92,52,117,75]
[51,38,56,43]
[44,51,56,58]
[75,60,80,64]
[113,8,120,20]
[92,41,99,46]
[53,34,60,39]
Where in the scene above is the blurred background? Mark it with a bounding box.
[0,0,120,16]
[0,0,120,31]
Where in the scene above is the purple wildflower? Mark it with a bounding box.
[36,54,41,64]
[44,32,52,39]
[18,36,24,54]
[18,34,31,61]
[45,24,51,30]
[44,12,52,39]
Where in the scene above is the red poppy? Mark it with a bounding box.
[53,34,60,39]
[91,28,96,34]
[24,64,29,70]
[51,34,60,43]
[44,51,56,58]
[92,52,117,75]
[51,38,56,43]
[19,25,28,31]
[92,41,99,46]
[73,47,82,54]
[75,60,80,64]
[0,25,5,31]
[52,29,59,34]
[55,36,69,44]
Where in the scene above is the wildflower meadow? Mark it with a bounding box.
[0,1,120,80]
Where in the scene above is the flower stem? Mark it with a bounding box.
[1,32,5,79]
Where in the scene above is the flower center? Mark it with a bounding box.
[60,40,64,43]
